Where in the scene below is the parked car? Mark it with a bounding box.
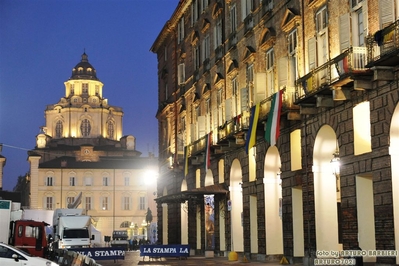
[0,242,58,266]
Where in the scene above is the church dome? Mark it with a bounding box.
[70,52,99,81]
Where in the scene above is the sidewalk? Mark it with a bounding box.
[98,250,284,266]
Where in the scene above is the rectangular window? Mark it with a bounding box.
[124,176,130,186]
[85,197,92,210]
[316,6,328,33]
[82,83,88,94]
[85,177,92,186]
[214,17,223,47]
[178,16,185,44]
[139,196,146,210]
[288,29,297,55]
[46,197,53,210]
[123,197,131,210]
[69,177,75,186]
[46,177,53,186]
[266,48,275,94]
[103,177,109,186]
[102,197,109,210]
[230,5,237,32]
[202,34,210,62]
[67,197,75,205]
[193,46,200,69]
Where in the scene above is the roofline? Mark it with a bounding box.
[150,0,191,53]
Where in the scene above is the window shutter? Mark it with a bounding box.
[198,116,206,138]
[278,57,288,90]
[288,56,297,87]
[190,123,195,143]
[225,98,232,121]
[240,87,249,112]
[212,109,218,129]
[380,0,394,28]
[255,73,266,104]
[308,37,316,71]
[178,63,185,85]
[339,13,350,52]
[218,106,223,125]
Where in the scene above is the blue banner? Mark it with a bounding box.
[69,247,125,260]
[140,244,190,257]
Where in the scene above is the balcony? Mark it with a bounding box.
[367,19,399,68]
[295,46,371,106]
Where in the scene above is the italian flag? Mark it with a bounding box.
[265,90,283,146]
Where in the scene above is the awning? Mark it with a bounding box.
[155,183,229,203]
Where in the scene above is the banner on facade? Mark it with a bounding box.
[69,247,125,260]
[140,244,190,257]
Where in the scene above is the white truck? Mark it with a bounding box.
[52,208,92,249]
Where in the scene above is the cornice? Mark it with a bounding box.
[150,0,191,53]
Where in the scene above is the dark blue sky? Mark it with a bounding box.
[0,0,177,190]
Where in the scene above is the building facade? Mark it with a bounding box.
[152,0,399,264]
[27,53,158,243]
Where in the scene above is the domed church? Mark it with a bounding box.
[27,53,157,243]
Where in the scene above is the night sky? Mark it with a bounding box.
[0,0,178,190]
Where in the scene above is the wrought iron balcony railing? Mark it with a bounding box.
[367,19,399,66]
[295,46,368,101]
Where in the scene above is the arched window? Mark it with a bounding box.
[81,119,91,137]
[55,120,63,138]
[107,121,114,139]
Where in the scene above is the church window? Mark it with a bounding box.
[81,119,91,137]
[74,98,78,103]
[82,83,88,94]
[95,85,99,95]
[56,120,63,138]
[92,99,96,103]
[107,121,114,139]
[70,84,75,95]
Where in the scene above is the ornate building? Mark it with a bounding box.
[27,53,158,242]
[152,0,399,264]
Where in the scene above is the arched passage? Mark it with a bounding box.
[389,104,399,264]
[263,146,283,255]
[230,159,243,252]
[313,125,340,251]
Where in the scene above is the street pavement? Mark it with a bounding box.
[98,250,284,266]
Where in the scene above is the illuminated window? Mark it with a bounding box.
[81,119,91,137]
[82,83,88,94]
[56,120,63,138]
[101,197,109,210]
